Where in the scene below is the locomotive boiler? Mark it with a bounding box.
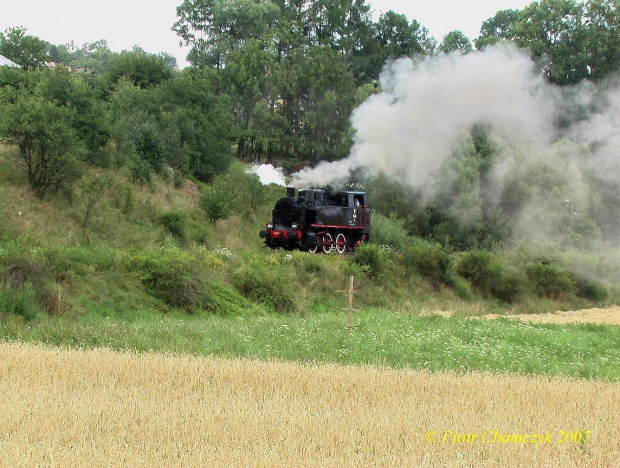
[259,187,370,253]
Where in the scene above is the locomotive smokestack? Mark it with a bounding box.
[286,187,296,198]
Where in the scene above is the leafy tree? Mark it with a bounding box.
[439,30,473,54]
[376,11,429,59]
[51,40,118,74]
[582,0,620,80]
[107,48,174,88]
[199,176,235,224]
[35,67,110,154]
[512,0,588,84]
[109,68,233,181]
[483,0,620,84]
[475,9,521,50]
[77,174,110,228]
[0,94,85,197]
[0,26,48,70]
[174,0,281,69]
[158,68,235,179]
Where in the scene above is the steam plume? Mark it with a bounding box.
[292,45,556,188]
[291,44,620,243]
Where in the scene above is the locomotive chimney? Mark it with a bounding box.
[286,187,295,198]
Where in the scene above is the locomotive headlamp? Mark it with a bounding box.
[292,223,299,231]
[267,223,273,230]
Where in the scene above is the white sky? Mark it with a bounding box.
[0,0,532,69]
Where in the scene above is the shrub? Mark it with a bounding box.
[452,275,474,300]
[574,276,608,302]
[233,265,296,313]
[526,262,575,299]
[455,250,498,291]
[159,211,187,241]
[0,282,40,320]
[0,254,61,313]
[402,243,452,286]
[131,249,249,314]
[300,252,325,275]
[370,213,410,251]
[129,156,154,187]
[491,266,526,303]
[351,244,384,278]
[455,250,525,302]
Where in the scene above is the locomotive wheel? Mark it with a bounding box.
[322,233,333,254]
[310,235,323,254]
[335,233,347,254]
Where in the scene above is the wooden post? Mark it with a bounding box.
[338,276,357,332]
[347,276,354,331]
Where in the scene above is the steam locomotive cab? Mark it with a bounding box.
[259,187,370,253]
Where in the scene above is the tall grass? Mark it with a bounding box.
[0,342,617,467]
[2,309,618,380]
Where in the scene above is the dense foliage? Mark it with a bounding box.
[0,1,618,322]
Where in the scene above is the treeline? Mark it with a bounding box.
[0,0,619,248]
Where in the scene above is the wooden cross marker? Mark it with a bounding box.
[338,276,358,331]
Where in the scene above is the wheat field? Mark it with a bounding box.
[0,341,617,467]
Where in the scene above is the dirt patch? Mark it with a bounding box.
[428,306,620,325]
[482,307,620,325]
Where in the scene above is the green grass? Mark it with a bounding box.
[1,309,618,381]
[1,146,619,384]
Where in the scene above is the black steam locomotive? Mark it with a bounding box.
[259,187,370,253]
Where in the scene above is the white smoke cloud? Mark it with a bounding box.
[290,44,620,243]
[247,164,287,187]
[569,84,620,188]
[292,45,557,189]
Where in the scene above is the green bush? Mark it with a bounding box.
[526,262,575,299]
[159,211,187,241]
[299,252,325,275]
[452,275,475,300]
[402,243,452,286]
[0,254,60,313]
[0,282,40,320]
[131,250,249,314]
[574,276,608,302]
[370,213,410,250]
[351,244,384,278]
[455,250,525,302]
[491,265,526,303]
[455,250,498,290]
[233,265,296,313]
[129,156,154,187]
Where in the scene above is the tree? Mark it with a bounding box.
[107,48,174,89]
[583,0,620,80]
[77,174,110,228]
[475,9,521,50]
[109,68,234,181]
[0,94,85,197]
[51,40,117,74]
[439,30,473,54]
[199,177,235,224]
[0,26,48,70]
[174,0,281,69]
[35,67,110,154]
[376,11,428,59]
[511,0,588,84]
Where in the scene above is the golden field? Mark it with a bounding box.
[0,342,617,467]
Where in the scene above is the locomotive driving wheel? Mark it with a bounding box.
[335,232,347,254]
[322,233,333,254]
[309,235,323,253]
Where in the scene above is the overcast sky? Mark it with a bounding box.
[0,0,533,68]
